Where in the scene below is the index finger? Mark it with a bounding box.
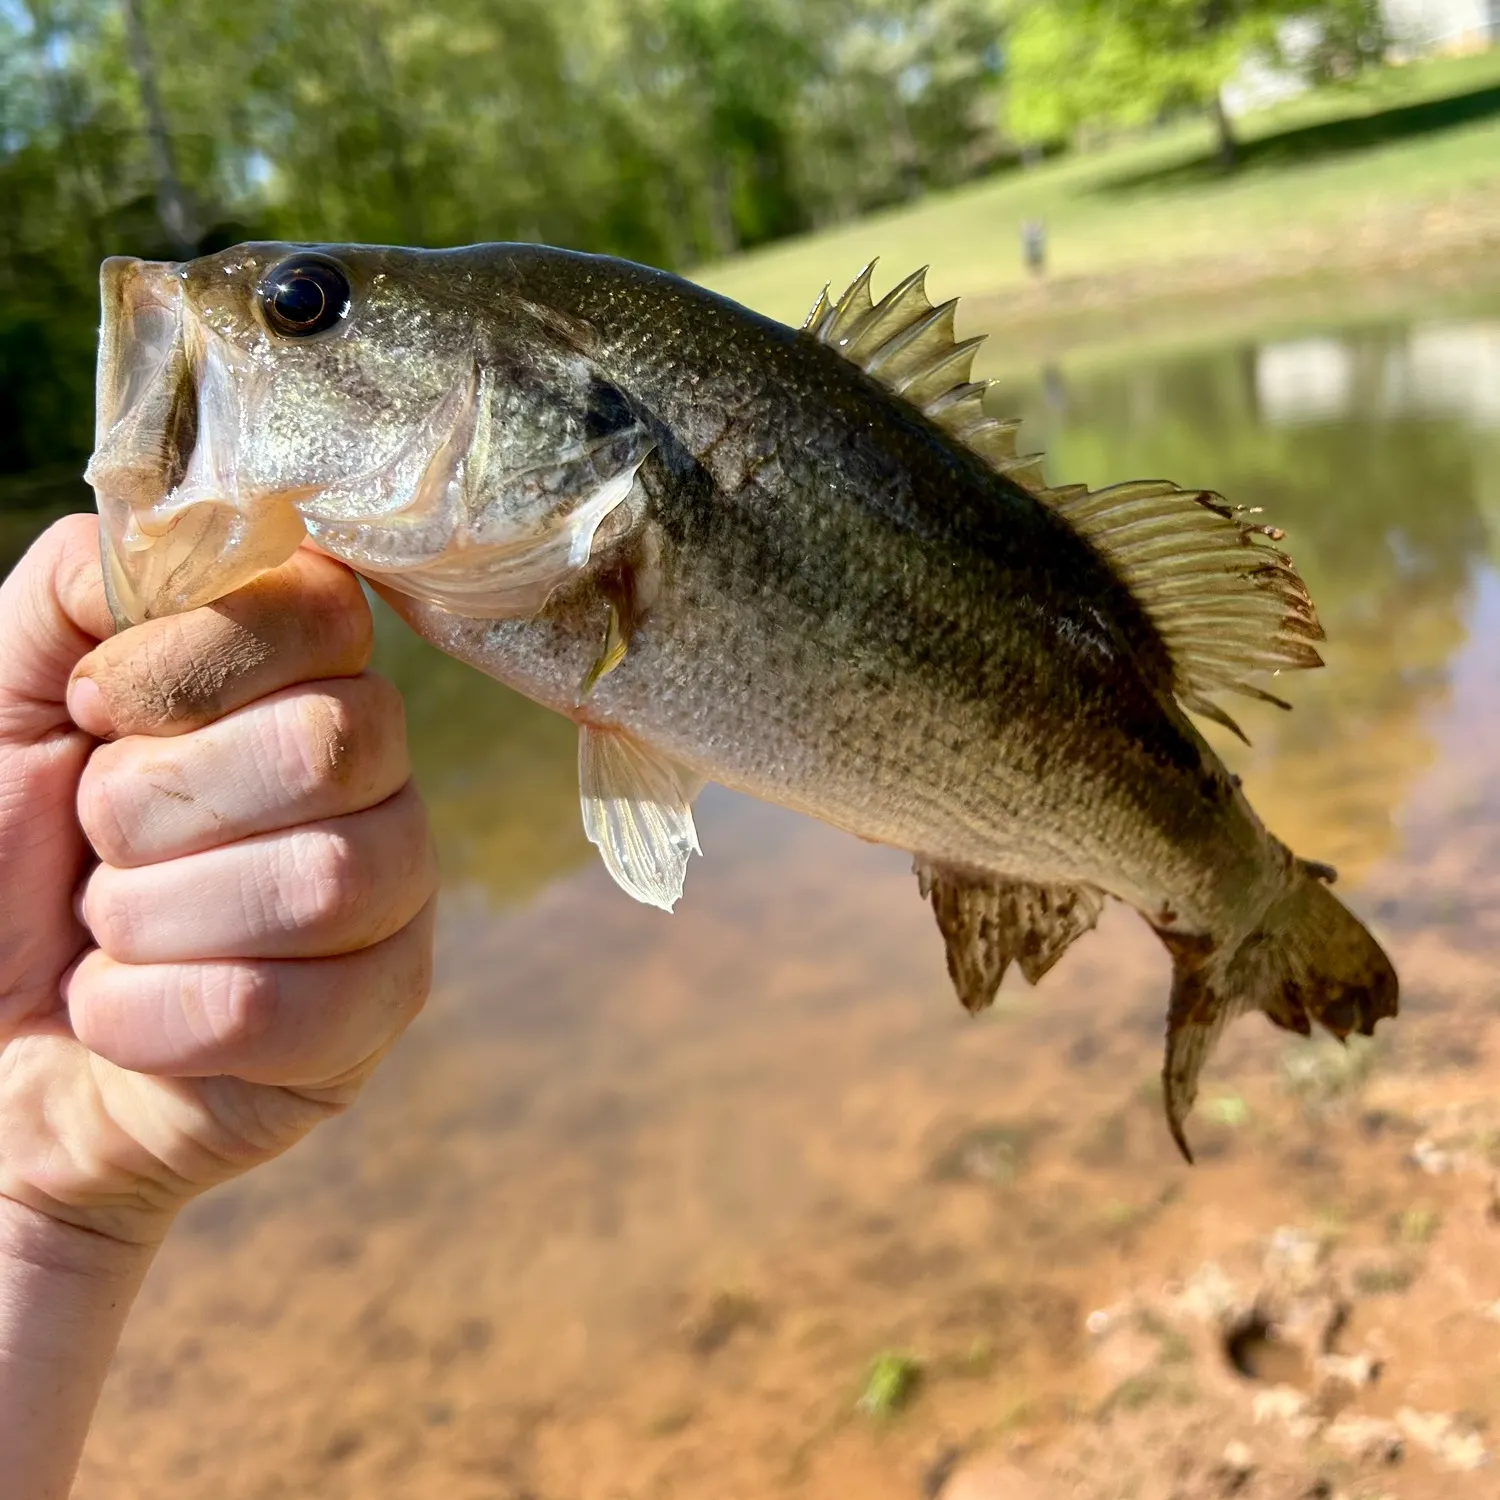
[67,548,373,740]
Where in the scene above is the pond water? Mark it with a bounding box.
[74,300,1500,1499]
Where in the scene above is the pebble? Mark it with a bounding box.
[939,1457,1052,1500]
[1325,1414,1404,1463]
[1410,1137,1458,1174]
[1314,1351,1381,1389]
[1252,1384,1318,1440]
[1265,1226,1323,1286]
[1396,1407,1490,1471]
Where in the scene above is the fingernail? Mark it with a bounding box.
[67,672,111,737]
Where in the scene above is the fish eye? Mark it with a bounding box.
[259,254,352,338]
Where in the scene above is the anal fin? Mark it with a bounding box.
[579,724,702,912]
[915,860,1103,1013]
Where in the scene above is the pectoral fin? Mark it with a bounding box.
[915,860,1103,1012]
[579,725,702,912]
[578,566,639,701]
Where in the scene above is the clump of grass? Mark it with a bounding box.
[1134,1075,1164,1108]
[1138,1310,1193,1367]
[1102,1373,1164,1415]
[1353,1262,1415,1296]
[1395,1207,1440,1245]
[953,1334,996,1378]
[930,1123,1031,1185]
[1102,1199,1145,1229]
[1205,1092,1251,1128]
[857,1351,922,1419]
[647,1403,696,1437]
[686,1289,764,1357]
[1281,1035,1381,1111]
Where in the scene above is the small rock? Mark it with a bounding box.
[1086,1304,1122,1337]
[1211,1440,1256,1494]
[1315,1352,1380,1388]
[1253,1384,1317,1439]
[1325,1414,1404,1464]
[922,1444,964,1500]
[1171,1262,1240,1323]
[1222,1440,1254,1472]
[939,1457,1051,1500]
[1313,1349,1382,1416]
[1265,1226,1323,1287]
[1410,1138,1456,1174]
[1396,1407,1490,1471]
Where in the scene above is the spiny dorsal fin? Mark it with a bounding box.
[804,263,1326,735]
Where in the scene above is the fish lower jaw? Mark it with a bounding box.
[95,490,310,623]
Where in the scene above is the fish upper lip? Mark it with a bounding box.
[88,257,189,490]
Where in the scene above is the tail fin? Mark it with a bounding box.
[1155,866,1398,1162]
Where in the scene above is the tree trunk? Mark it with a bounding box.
[120,0,198,256]
[706,162,739,259]
[359,26,424,246]
[22,2,107,268]
[1210,89,1238,170]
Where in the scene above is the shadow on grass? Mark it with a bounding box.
[1094,81,1500,196]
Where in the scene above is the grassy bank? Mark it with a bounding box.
[695,48,1500,360]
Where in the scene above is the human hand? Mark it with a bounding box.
[0,515,438,1253]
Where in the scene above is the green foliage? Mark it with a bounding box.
[1004,0,1280,143]
[0,0,1008,492]
[1003,0,1386,153]
[856,1350,921,1417]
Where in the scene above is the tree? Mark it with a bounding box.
[1002,0,1311,168]
[0,0,1012,513]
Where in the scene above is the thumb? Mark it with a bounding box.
[0,514,113,1031]
[0,513,115,744]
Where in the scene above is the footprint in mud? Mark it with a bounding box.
[1223,1308,1313,1389]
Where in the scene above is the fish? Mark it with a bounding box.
[85,242,1399,1158]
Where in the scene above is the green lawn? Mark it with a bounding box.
[694,48,1500,334]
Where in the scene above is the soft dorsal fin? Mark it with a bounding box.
[804,263,1326,736]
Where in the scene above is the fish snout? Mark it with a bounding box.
[86,256,305,624]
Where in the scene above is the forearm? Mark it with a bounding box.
[0,1199,157,1500]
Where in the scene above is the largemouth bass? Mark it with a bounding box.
[85,243,1399,1157]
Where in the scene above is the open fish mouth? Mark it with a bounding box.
[85,255,306,625]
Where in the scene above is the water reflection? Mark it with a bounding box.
[80,303,1500,1500]
[991,324,1494,883]
[370,604,589,902]
[1256,323,1500,430]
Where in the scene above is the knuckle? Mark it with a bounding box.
[361,672,407,742]
[290,826,366,931]
[280,689,362,796]
[91,617,222,733]
[197,961,279,1052]
[138,625,203,725]
[81,870,138,959]
[296,562,373,674]
[76,747,140,866]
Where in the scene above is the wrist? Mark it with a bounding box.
[0,1193,163,1284]
[0,1196,161,1500]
